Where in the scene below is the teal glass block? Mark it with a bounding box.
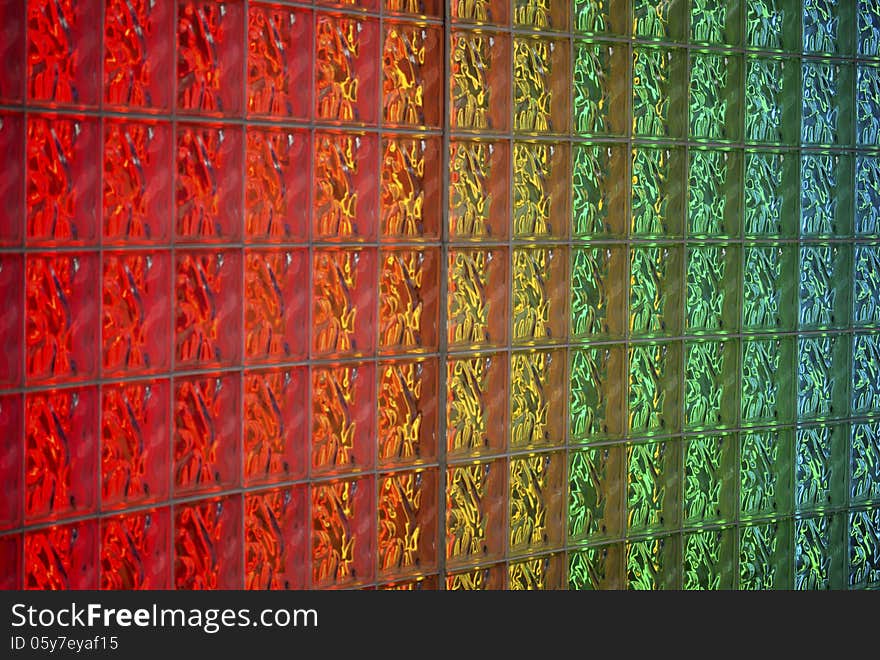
[859,0,880,57]
[799,244,849,330]
[632,47,685,138]
[629,245,682,337]
[569,544,623,590]
[801,154,845,237]
[746,0,791,51]
[570,346,625,442]
[626,536,678,590]
[853,333,880,414]
[744,151,799,237]
[684,341,737,429]
[572,143,628,238]
[849,508,880,588]
[851,421,880,504]
[797,335,845,420]
[857,65,880,147]
[572,41,628,136]
[742,337,794,425]
[743,245,796,331]
[691,0,740,45]
[740,521,788,589]
[803,0,844,54]
[854,244,880,326]
[745,56,799,144]
[686,245,737,334]
[568,446,624,543]
[633,0,684,40]
[741,429,793,518]
[856,156,880,236]
[801,61,850,146]
[683,434,734,524]
[795,425,834,510]
[683,528,735,590]
[795,515,832,590]
[571,245,626,340]
[632,147,685,237]
[688,150,740,237]
[689,53,739,141]
[627,439,678,532]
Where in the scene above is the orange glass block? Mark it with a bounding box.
[311,476,374,587]
[315,13,379,124]
[245,127,310,243]
[379,247,440,353]
[174,374,241,495]
[244,367,308,485]
[101,380,170,509]
[382,23,442,128]
[0,113,24,246]
[175,250,243,368]
[26,115,100,246]
[245,248,309,363]
[102,251,171,375]
[245,486,308,590]
[378,358,439,465]
[449,139,511,239]
[101,508,171,589]
[26,253,99,384]
[247,3,312,119]
[25,520,98,590]
[378,468,438,577]
[312,248,377,358]
[177,0,244,115]
[0,2,25,103]
[447,247,509,349]
[26,0,101,105]
[0,394,23,531]
[104,0,174,110]
[446,352,508,457]
[175,124,243,242]
[317,0,379,10]
[381,136,441,240]
[0,535,21,589]
[0,254,23,389]
[449,29,511,131]
[445,458,507,567]
[312,362,375,475]
[385,0,441,17]
[175,495,243,589]
[103,119,173,245]
[445,562,506,590]
[378,575,439,590]
[314,132,379,241]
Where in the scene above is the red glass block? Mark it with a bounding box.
[175,124,243,242]
[25,520,99,589]
[0,395,23,531]
[245,127,309,243]
[245,486,308,590]
[177,0,244,115]
[104,0,174,110]
[101,380,170,509]
[26,115,100,246]
[103,119,173,245]
[378,468,438,578]
[312,362,375,475]
[26,0,101,106]
[0,534,21,589]
[311,476,374,587]
[175,250,243,368]
[381,135,441,240]
[247,4,312,120]
[0,2,25,103]
[314,132,379,241]
[0,255,23,389]
[379,247,440,353]
[101,508,171,589]
[383,23,442,128]
[244,367,307,485]
[25,387,98,523]
[175,495,243,589]
[315,13,379,124]
[0,113,24,246]
[317,0,379,11]
[26,253,99,384]
[245,248,309,363]
[378,358,439,465]
[312,248,377,358]
[174,374,241,496]
[102,251,171,375]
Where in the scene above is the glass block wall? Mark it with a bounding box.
[0,0,879,590]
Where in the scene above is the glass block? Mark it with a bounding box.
[683,527,736,590]
[27,115,100,246]
[378,358,439,466]
[175,124,244,242]
[446,458,506,566]
[795,514,833,590]
[174,374,241,496]
[803,0,854,55]
[849,508,880,588]
[312,362,375,475]
[691,0,742,45]
[689,52,741,142]
[103,119,173,245]
[381,136,441,240]
[741,429,794,519]
[512,246,567,345]
[25,521,98,590]
[0,2,25,103]
[628,342,681,436]
[686,245,739,334]
[384,0,441,17]
[512,142,569,239]
[571,245,627,340]
[631,147,686,237]
[245,127,310,243]
[684,340,738,430]
[177,0,244,115]
[570,345,626,442]
[739,520,792,589]
[245,248,309,363]
[857,64,880,147]
[0,113,24,246]
[509,452,565,554]
[445,563,506,590]
[634,0,686,40]
[797,335,849,421]
[627,439,680,533]
[795,424,845,510]
[856,155,880,237]
[746,0,800,52]
[247,4,312,120]
[175,250,243,368]
[0,255,23,388]
[104,0,174,110]
[742,244,798,331]
[572,143,628,238]
[0,535,21,589]
[510,349,566,448]
[743,151,800,238]
[27,0,101,105]
[508,554,565,590]
[799,244,851,330]
[0,395,23,531]
[741,336,795,425]
[800,153,854,237]
[450,0,509,25]
[859,0,880,57]
[101,380,170,509]
[312,476,374,587]
[449,139,510,240]
[683,434,735,525]
[513,36,569,134]
[312,248,377,358]
[317,0,379,10]
[314,132,379,241]
[244,367,308,485]
[851,421,880,504]
[245,486,308,590]
[26,253,100,384]
[569,543,624,590]
[568,445,625,543]
[573,0,628,35]
[513,0,567,30]
[744,56,800,145]
[102,251,171,375]
[629,245,683,337]
[626,535,679,590]
[801,61,853,146]
[632,46,687,139]
[101,508,171,589]
[175,495,243,589]
[450,29,511,131]
[378,575,439,590]
[383,23,442,128]
[572,40,628,136]
[688,149,742,238]
[378,468,438,577]
[447,247,508,349]
[379,248,440,353]
[854,332,880,415]
[447,352,507,457]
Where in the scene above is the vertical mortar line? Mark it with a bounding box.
[239,0,250,591]
[306,0,317,590]
[375,0,384,591]
[169,0,180,590]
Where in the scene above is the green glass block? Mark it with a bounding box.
[627,439,678,532]
[741,429,793,518]
[799,245,849,330]
[633,47,684,138]
[569,446,624,543]
[570,346,625,442]
[801,153,853,237]
[743,245,796,331]
[510,350,564,448]
[849,508,880,588]
[795,515,832,590]
[572,41,627,136]
[626,536,678,590]
[686,245,737,333]
[683,528,735,590]
[746,0,792,51]
[684,434,734,524]
[629,343,678,435]
[572,143,627,238]
[740,521,789,590]
[684,341,736,429]
[797,335,846,420]
[691,0,740,45]
[795,425,834,510]
[853,333,880,414]
[854,244,880,326]
[689,53,736,141]
[745,57,798,144]
[632,147,684,237]
[571,245,626,340]
[744,153,783,235]
[851,422,880,504]
[633,0,683,40]
[629,245,681,337]
[688,150,736,237]
[742,337,793,425]
[569,544,622,589]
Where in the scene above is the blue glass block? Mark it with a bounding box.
[741,429,791,518]
[854,244,880,326]
[859,0,880,56]
[795,515,832,590]
[797,336,839,419]
[856,156,880,236]
[801,62,842,145]
[851,422,880,504]
[857,65,880,147]
[801,154,840,236]
[853,333,880,414]
[803,0,841,54]
[849,508,880,588]
[799,245,847,330]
